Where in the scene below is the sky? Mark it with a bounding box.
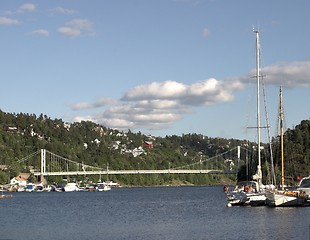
[0,0,309,141]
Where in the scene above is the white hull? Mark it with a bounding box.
[226,181,267,206]
[266,190,306,207]
[64,183,79,192]
[227,191,266,206]
[97,186,111,192]
[97,183,111,192]
[245,192,266,206]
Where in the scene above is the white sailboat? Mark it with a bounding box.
[265,87,308,207]
[227,28,268,207]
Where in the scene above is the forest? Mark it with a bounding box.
[0,110,309,186]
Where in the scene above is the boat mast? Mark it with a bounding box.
[279,86,285,190]
[254,28,262,188]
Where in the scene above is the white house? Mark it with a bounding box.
[10,176,27,186]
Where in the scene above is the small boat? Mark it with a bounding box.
[34,183,44,192]
[50,184,63,192]
[105,180,119,188]
[64,182,79,192]
[297,175,310,196]
[265,88,308,207]
[96,182,111,192]
[25,183,36,192]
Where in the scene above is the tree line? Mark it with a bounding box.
[0,110,308,186]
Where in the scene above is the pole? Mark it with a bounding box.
[255,29,262,188]
[280,86,285,190]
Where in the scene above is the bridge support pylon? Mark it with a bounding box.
[40,149,46,184]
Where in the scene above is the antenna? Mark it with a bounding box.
[253,25,259,33]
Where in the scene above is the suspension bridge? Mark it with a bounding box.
[17,147,241,178]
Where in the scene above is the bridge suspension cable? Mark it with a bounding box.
[17,147,241,176]
[172,146,239,170]
[17,150,41,163]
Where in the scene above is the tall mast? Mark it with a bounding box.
[254,29,262,187]
[279,86,285,190]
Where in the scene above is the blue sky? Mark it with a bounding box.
[0,0,309,141]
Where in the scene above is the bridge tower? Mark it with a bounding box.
[40,149,46,183]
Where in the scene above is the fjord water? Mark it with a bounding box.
[1,186,309,240]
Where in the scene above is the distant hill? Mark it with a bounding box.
[0,110,309,186]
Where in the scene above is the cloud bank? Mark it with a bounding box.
[72,78,243,131]
[0,17,19,25]
[238,60,310,88]
[58,19,95,37]
[71,60,310,132]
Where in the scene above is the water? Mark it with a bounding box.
[0,186,309,240]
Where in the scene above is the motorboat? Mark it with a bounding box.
[25,183,36,192]
[297,175,310,196]
[34,183,44,192]
[96,182,111,192]
[105,180,119,187]
[64,182,79,192]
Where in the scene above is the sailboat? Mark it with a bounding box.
[226,29,268,207]
[265,87,308,207]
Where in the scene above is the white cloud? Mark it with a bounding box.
[58,19,95,37]
[72,98,116,110]
[71,78,243,131]
[96,103,182,130]
[136,100,179,109]
[20,3,36,12]
[238,60,310,88]
[32,29,49,36]
[0,17,19,25]
[263,61,310,88]
[123,78,243,106]
[67,19,93,31]
[49,7,77,15]
[58,27,80,37]
[122,80,187,100]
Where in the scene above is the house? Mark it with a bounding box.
[5,126,18,133]
[10,176,27,187]
[143,141,154,149]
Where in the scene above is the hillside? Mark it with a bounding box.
[0,110,309,186]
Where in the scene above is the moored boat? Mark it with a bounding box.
[297,175,310,197]
[25,183,36,192]
[226,29,271,207]
[64,182,79,192]
[226,180,269,207]
[266,87,308,207]
[96,182,111,192]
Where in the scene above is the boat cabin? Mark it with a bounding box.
[235,181,259,193]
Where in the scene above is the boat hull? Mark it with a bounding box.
[227,191,266,206]
[266,190,307,207]
[64,183,79,192]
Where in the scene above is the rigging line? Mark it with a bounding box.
[261,72,276,185]
[258,39,277,185]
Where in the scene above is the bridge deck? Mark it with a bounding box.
[34,169,236,176]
